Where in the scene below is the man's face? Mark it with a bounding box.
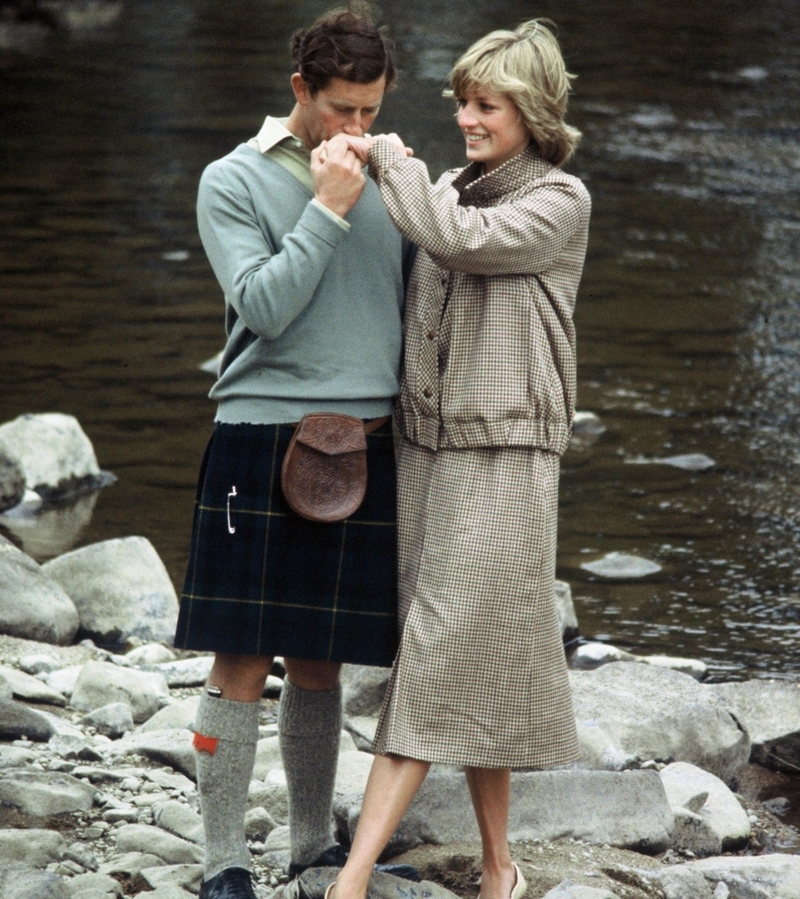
[292,74,387,149]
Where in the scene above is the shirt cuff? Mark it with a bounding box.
[311,198,351,232]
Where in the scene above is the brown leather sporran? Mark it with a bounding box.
[281,413,368,522]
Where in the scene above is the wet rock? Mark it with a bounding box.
[569,410,607,448]
[336,769,674,856]
[0,827,66,867]
[0,449,24,512]
[570,663,751,783]
[659,762,750,856]
[342,664,391,717]
[0,412,109,501]
[0,662,68,705]
[580,552,662,579]
[637,654,708,680]
[571,642,638,668]
[71,660,170,724]
[43,536,179,646]
[0,768,97,815]
[80,702,135,738]
[542,882,621,898]
[0,538,80,645]
[0,696,56,741]
[0,862,70,899]
[684,854,800,898]
[625,453,716,471]
[115,823,204,865]
[708,679,800,774]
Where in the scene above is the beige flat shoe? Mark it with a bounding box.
[478,863,527,899]
[510,864,527,899]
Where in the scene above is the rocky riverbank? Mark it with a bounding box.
[1,412,799,898]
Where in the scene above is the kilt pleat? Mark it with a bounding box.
[372,438,579,769]
[174,422,398,667]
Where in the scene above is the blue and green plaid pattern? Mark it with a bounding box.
[175,421,398,666]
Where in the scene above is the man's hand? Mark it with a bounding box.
[311,140,366,219]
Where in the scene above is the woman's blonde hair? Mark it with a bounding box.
[446,19,581,167]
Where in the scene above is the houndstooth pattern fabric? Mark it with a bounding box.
[372,438,579,769]
[366,142,589,768]
[368,142,590,454]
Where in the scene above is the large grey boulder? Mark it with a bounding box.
[70,660,170,723]
[0,450,24,512]
[0,412,110,500]
[0,537,80,645]
[659,762,750,856]
[43,535,178,645]
[342,664,391,717]
[708,679,800,774]
[336,769,674,856]
[0,769,97,816]
[570,663,751,783]
[684,854,800,898]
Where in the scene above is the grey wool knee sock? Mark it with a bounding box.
[193,692,261,880]
[278,679,342,866]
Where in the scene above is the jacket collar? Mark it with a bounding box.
[451,145,553,203]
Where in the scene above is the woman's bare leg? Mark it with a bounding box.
[465,767,517,899]
[332,753,430,899]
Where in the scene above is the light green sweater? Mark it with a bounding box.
[198,143,407,424]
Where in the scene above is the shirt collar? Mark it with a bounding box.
[250,116,309,155]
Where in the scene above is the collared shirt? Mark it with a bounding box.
[248,116,349,231]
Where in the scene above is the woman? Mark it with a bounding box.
[329,18,590,899]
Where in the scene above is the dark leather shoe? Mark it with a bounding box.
[287,844,421,882]
[199,867,257,899]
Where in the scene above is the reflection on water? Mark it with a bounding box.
[0,490,101,559]
[0,0,799,684]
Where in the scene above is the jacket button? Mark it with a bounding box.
[427,330,435,340]
[422,388,432,398]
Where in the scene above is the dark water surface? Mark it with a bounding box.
[1,1,799,683]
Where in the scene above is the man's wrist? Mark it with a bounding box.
[311,197,351,230]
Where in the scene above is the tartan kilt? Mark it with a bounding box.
[174,421,399,666]
[373,437,579,768]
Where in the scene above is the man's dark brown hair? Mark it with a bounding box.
[290,3,396,95]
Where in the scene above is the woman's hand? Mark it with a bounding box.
[372,133,414,158]
[329,133,414,163]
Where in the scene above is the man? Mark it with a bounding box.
[173,6,414,898]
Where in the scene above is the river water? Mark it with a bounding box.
[1,0,799,684]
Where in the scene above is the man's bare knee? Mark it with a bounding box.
[284,658,341,691]
[207,653,274,702]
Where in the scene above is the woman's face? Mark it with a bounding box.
[456,88,530,173]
